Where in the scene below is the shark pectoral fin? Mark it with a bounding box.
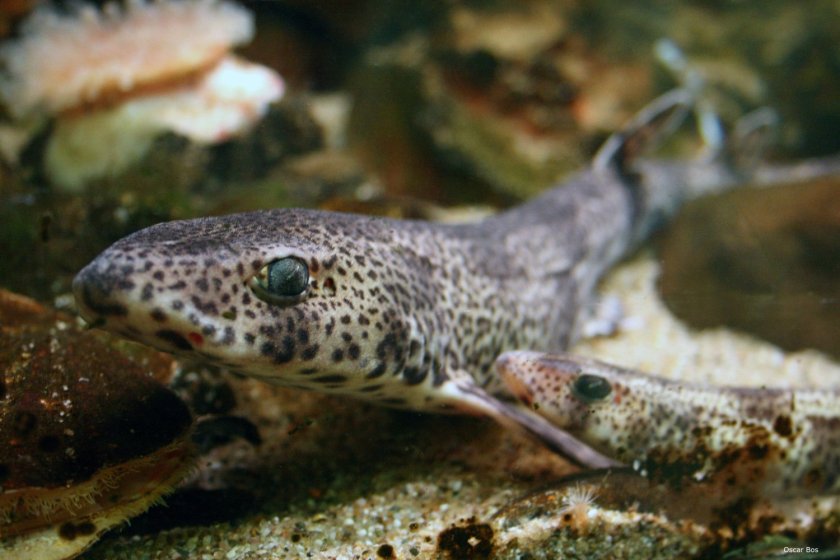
[493,400,623,469]
[439,375,621,469]
[594,88,693,176]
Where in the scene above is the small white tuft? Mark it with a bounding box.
[558,483,599,530]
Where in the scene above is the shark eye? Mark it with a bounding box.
[249,257,310,305]
[572,374,612,403]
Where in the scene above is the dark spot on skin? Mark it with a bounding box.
[377,544,395,559]
[348,344,361,360]
[773,415,793,437]
[274,336,295,363]
[367,363,387,379]
[156,329,193,350]
[301,345,320,360]
[38,435,61,453]
[403,367,427,385]
[297,328,309,344]
[376,333,398,360]
[332,349,344,362]
[437,522,494,560]
[221,327,235,345]
[141,283,154,301]
[150,308,167,322]
[222,308,237,320]
[191,296,219,316]
[340,314,351,325]
[323,277,336,294]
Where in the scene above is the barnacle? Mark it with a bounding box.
[559,482,599,531]
[0,289,194,560]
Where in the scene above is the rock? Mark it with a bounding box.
[659,176,840,360]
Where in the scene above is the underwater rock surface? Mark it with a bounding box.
[0,289,194,560]
[659,176,840,360]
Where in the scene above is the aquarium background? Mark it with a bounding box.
[1,0,839,558]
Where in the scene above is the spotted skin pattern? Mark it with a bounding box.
[72,90,769,466]
[498,351,840,498]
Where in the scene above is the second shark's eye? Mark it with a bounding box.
[572,373,612,403]
[249,257,310,305]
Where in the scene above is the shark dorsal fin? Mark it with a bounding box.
[594,88,692,175]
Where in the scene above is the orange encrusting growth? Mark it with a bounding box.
[0,439,193,538]
[0,0,254,118]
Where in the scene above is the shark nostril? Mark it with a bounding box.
[72,266,129,320]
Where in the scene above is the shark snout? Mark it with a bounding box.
[72,260,132,324]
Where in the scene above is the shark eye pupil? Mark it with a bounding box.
[572,374,612,403]
[267,258,308,296]
[249,257,310,305]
